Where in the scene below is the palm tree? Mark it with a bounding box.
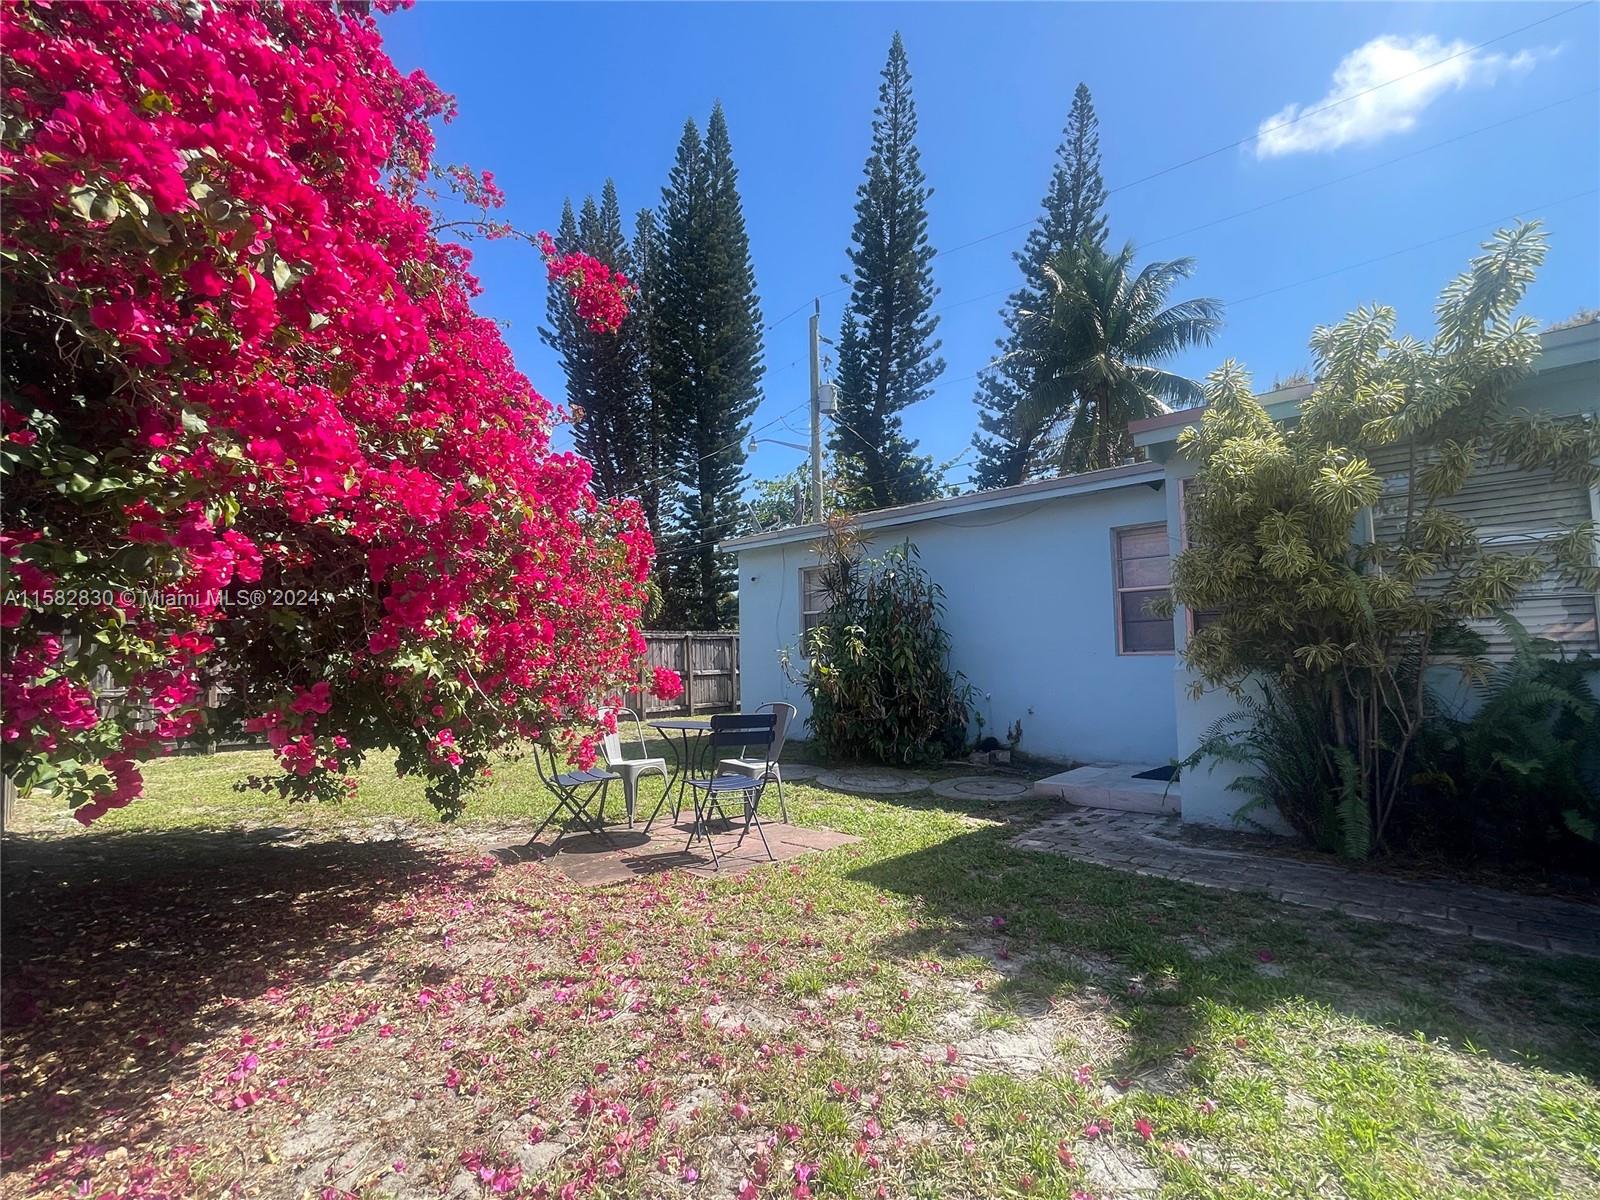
[1016,242,1223,474]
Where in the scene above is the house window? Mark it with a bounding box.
[801,566,833,638]
[1114,523,1174,654]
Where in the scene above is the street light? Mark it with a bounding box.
[748,436,810,455]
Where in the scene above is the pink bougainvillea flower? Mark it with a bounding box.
[2,0,654,825]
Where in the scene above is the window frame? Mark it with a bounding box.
[800,565,831,640]
[1111,521,1175,656]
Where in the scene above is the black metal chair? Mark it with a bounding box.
[683,712,778,869]
[528,738,619,849]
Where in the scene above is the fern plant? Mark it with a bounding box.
[1410,617,1600,863]
[1181,684,1370,857]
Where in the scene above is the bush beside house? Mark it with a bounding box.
[1168,222,1600,863]
[795,521,970,767]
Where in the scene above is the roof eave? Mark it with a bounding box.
[1130,323,1599,451]
[718,460,1164,554]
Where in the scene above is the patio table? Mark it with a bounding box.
[644,718,710,832]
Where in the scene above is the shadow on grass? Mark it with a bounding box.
[0,826,493,1169]
[845,812,1600,1084]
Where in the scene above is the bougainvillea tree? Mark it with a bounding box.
[1,0,677,822]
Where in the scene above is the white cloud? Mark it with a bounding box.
[1255,34,1549,158]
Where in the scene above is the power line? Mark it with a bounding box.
[1226,187,1598,306]
[867,186,1600,420]
[662,183,1588,552]
[764,296,819,334]
[644,1,1597,547]
[659,171,1589,554]
[714,182,1596,518]
[919,87,1599,325]
[758,1,1592,334]
[1103,2,1589,195]
[1140,89,1597,253]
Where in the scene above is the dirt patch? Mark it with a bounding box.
[1081,1138,1161,1196]
[919,974,1129,1077]
[701,1000,786,1037]
[663,1083,723,1128]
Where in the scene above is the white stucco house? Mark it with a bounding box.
[720,323,1600,827]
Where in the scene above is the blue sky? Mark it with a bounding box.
[381,2,1599,489]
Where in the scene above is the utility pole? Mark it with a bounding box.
[808,298,825,524]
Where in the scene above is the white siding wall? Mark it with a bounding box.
[735,482,1179,766]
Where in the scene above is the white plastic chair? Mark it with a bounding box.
[717,701,796,822]
[600,707,669,827]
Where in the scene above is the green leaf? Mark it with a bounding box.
[90,191,122,223]
[67,186,98,220]
[270,257,298,291]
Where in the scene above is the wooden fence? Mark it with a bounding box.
[66,630,740,755]
[622,630,741,717]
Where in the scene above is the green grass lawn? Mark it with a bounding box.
[4,743,1598,1200]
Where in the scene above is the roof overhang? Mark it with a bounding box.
[1129,322,1600,454]
[718,460,1165,554]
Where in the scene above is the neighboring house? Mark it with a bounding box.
[720,323,1600,827]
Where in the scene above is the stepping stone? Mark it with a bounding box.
[813,769,930,795]
[930,776,1032,801]
[772,762,818,781]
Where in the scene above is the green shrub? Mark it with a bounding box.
[1166,223,1599,854]
[1409,619,1600,866]
[1184,684,1370,857]
[1188,619,1600,868]
[800,526,969,767]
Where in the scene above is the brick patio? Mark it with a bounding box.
[1015,808,1600,958]
[493,819,859,886]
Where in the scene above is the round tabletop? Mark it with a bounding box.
[648,719,710,732]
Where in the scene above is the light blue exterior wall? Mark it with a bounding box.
[732,324,1597,829]
[734,477,1179,766]
[1152,452,1293,831]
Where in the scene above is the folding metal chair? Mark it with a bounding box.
[528,738,619,849]
[600,706,669,827]
[683,712,778,870]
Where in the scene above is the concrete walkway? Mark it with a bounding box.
[1014,808,1600,958]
